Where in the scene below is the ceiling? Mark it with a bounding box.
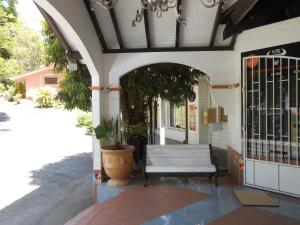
[83,0,238,53]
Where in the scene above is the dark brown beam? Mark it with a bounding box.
[109,8,124,49]
[229,34,237,49]
[209,2,223,48]
[70,51,83,60]
[83,0,108,50]
[103,46,233,54]
[36,4,70,51]
[175,0,182,48]
[35,3,82,60]
[144,10,151,48]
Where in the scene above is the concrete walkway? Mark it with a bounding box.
[0,99,93,225]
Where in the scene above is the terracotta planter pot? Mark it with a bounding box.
[101,145,135,186]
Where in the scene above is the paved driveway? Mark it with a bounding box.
[0,99,93,225]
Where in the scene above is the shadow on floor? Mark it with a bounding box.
[0,112,10,123]
[0,152,93,225]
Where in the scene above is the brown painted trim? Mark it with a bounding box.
[89,86,105,91]
[88,86,121,91]
[212,83,240,89]
[103,46,233,53]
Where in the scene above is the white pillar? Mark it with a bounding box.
[198,78,210,144]
[91,76,101,171]
[159,99,166,145]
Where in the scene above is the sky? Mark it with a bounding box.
[16,0,43,33]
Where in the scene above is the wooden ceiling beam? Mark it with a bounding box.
[229,34,237,49]
[109,8,124,49]
[103,46,233,54]
[83,0,108,50]
[36,4,70,52]
[175,0,182,48]
[144,10,151,48]
[209,2,223,48]
[35,3,82,60]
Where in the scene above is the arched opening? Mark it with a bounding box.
[119,63,215,164]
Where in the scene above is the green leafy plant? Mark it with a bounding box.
[3,85,15,101]
[123,122,148,139]
[34,89,54,108]
[76,112,93,135]
[0,83,5,93]
[13,93,22,104]
[94,118,121,149]
[14,81,25,98]
[55,70,91,112]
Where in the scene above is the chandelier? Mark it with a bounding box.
[90,0,225,27]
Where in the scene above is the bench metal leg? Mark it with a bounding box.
[144,173,148,187]
[214,172,219,187]
[209,173,213,182]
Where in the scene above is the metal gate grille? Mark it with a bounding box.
[243,56,300,166]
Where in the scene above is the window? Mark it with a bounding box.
[169,103,186,129]
[45,77,58,85]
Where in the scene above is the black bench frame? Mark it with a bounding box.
[143,144,219,187]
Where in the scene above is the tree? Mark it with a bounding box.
[0,0,17,60]
[41,20,67,72]
[120,63,201,125]
[41,20,92,111]
[0,20,44,78]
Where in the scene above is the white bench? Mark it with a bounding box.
[143,144,219,186]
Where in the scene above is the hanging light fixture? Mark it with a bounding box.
[90,0,118,10]
[200,0,224,8]
[91,0,224,26]
[132,0,186,27]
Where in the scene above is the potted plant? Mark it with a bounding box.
[94,118,135,186]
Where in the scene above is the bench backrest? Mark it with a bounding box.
[146,144,212,167]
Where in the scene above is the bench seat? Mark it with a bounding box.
[146,165,216,173]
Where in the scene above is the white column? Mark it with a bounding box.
[91,76,101,171]
[159,99,166,145]
[198,78,210,144]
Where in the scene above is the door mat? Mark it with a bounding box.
[208,207,299,225]
[233,190,279,207]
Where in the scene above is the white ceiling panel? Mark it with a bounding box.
[214,25,232,46]
[180,0,218,47]
[94,5,119,49]
[113,1,147,49]
[148,9,177,48]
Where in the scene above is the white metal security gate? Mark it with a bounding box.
[242,55,300,197]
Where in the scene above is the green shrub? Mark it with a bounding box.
[76,112,93,135]
[14,82,26,98]
[34,89,54,108]
[13,93,22,104]
[4,86,16,102]
[52,99,65,110]
[0,83,6,93]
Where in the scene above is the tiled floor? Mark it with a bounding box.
[65,176,300,225]
[96,176,300,225]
